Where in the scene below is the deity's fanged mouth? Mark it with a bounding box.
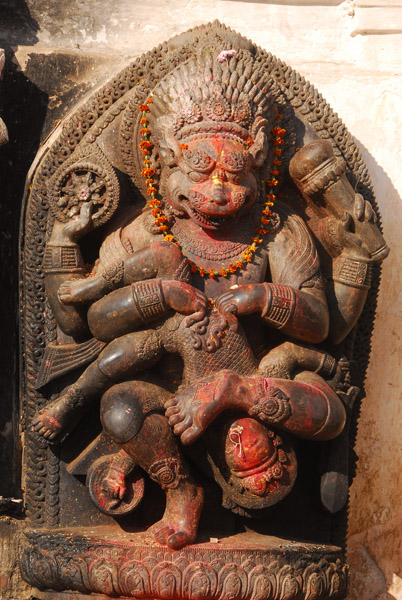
[188,206,237,229]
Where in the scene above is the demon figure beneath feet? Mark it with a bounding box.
[21,22,388,600]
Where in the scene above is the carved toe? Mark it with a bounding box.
[181,425,201,446]
[167,530,188,550]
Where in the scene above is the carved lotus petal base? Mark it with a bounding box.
[20,528,348,600]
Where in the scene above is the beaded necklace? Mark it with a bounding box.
[139,98,285,279]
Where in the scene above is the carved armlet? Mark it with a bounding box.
[261,283,296,329]
[332,256,373,289]
[131,279,167,322]
[44,243,85,274]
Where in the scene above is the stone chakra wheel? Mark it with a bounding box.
[49,159,120,227]
[87,455,145,516]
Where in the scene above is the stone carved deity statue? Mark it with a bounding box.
[20,22,388,600]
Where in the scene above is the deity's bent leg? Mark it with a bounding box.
[101,381,204,550]
[32,329,164,443]
[166,369,346,446]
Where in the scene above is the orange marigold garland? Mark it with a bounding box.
[138,99,285,279]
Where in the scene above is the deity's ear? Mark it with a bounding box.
[158,130,182,167]
[249,129,269,167]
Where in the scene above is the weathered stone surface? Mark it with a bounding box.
[0,2,400,599]
[0,518,31,600]
[347,516,402,600]
[346,543,386,600]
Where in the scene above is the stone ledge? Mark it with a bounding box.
[21,528,348,600]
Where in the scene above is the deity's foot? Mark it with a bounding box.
[31,386,86,443]
[148,479,204,550]
[57,275,106,305]
[165,370,248,445]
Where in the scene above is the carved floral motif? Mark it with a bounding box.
[21,532,348,600]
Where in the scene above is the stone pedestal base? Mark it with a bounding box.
[20,528,348,600]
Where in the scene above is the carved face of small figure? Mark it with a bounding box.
[165,137,258,231]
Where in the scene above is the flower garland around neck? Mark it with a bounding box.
[139,97,285,279]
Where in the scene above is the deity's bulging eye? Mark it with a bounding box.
[188,171,210,183]
[222,151,248,173]
[183,149,215,173]
[226,173,243,184]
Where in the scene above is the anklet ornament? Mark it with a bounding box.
[250,383,291,424]
[101,260,125,290]
[63,387,86,411]
[148,458,189,490]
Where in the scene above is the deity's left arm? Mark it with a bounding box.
[288,139,389,344]
[217,212,329,344]
[325,210,378,344]
[264,212,329,344]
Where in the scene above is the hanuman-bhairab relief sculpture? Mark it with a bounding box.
[20,22,388,600]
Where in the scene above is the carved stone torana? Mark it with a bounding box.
[20,21,388,600]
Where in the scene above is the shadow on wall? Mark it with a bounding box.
[346,137,401,600]
[0,0,48,501]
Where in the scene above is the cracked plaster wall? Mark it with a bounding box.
[0,1,401,599]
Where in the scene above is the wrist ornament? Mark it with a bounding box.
[333,256,372,289]
[44,243,85,274]
[131,279,167,322]
[113,451,136,475]
[261,283,296,328]
[315,353,337,379]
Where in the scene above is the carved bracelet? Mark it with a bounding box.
[262,283,296,328]
[112,451,136,475]
[315,353,337,379]
[131,279,167,322]
[333,256,372,289]
[297,156,346,196]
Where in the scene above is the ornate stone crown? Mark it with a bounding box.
[147,48,283,146]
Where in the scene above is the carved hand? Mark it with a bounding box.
[216,283,269,316]
[324,193,376,259]
[51,201,94,244]
[161,281,208,315]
